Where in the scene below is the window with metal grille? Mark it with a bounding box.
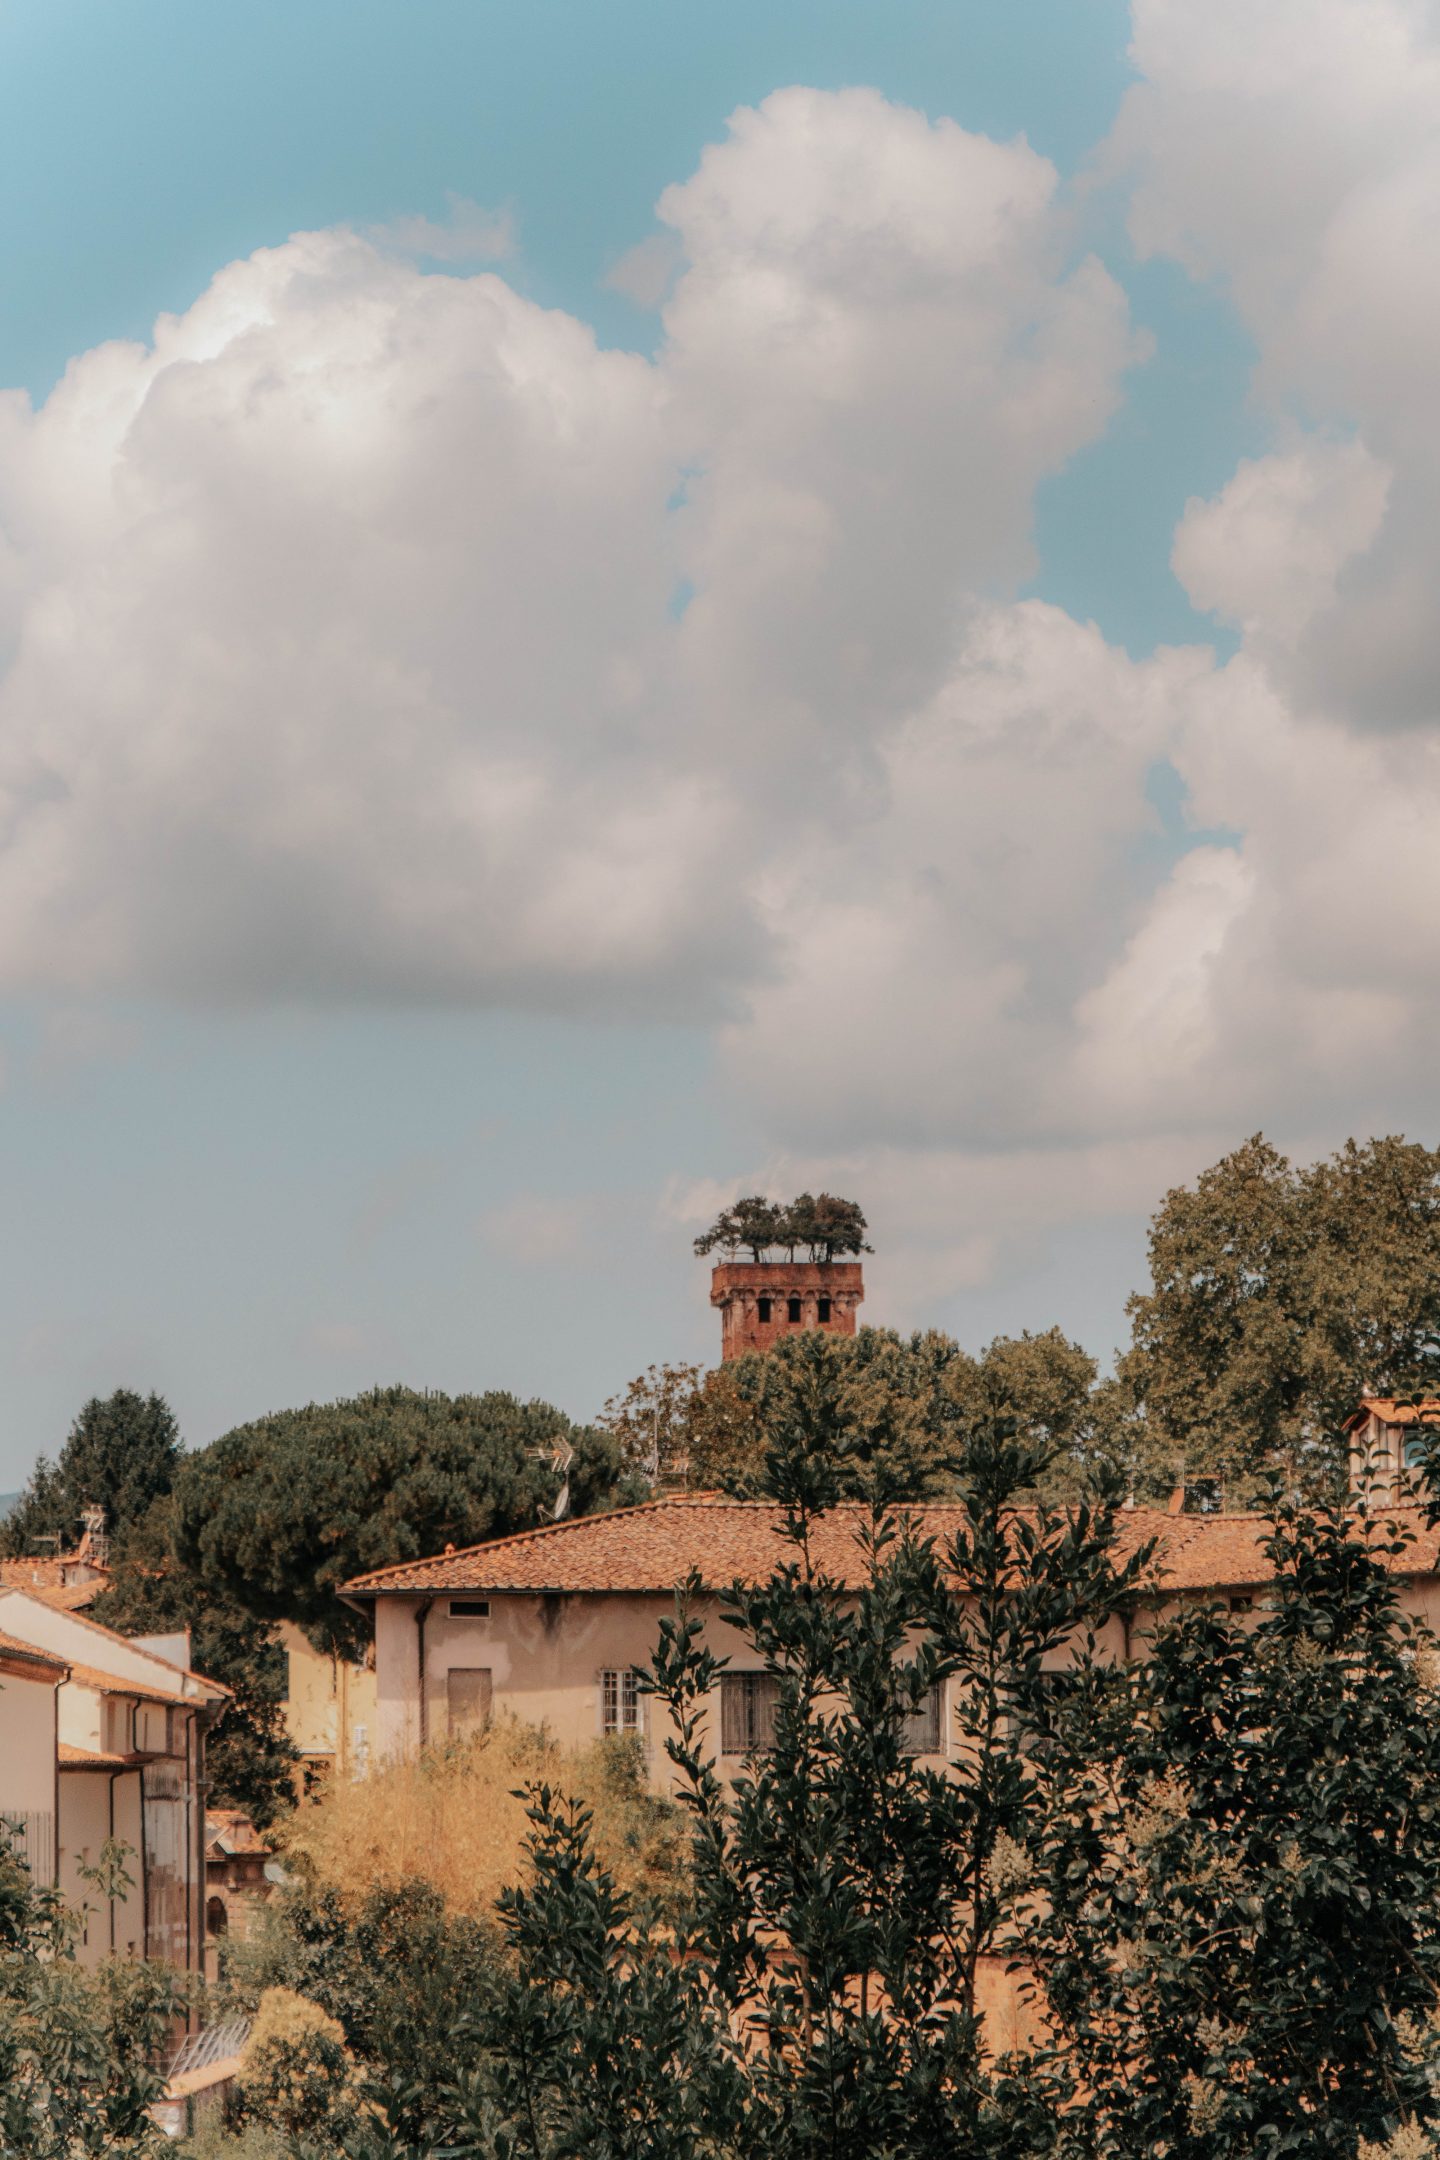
[901,1682,942,1755]
[787,1296,802,1323]
[720,1671,780,1754]
[600,1668,642,1736]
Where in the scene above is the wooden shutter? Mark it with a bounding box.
[446,1668,492,1740]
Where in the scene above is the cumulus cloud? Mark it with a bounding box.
[5,54,1440,1314]
[0,86,1136,1031]
[367,194,516,263]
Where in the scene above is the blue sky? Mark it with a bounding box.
[0,0,1431,1486]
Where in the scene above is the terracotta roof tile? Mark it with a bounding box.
[0,1590,229,1698]
[58,1742,143,1769]
[1350,1396,1440,1428]
[343,1493,1440,1601]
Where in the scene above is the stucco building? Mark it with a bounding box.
[0,1587,228,1974]
[339,1491,1439,1782]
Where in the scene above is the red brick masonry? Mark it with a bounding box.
[710,1261,864,1360]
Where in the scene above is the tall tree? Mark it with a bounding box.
[476,1414,1144,2159]
[171,1386,618,1657]
[1,1389,181,1559]
[1035,1490,1440,2156]
[1121,1133,1440,1497]
[684,1324,1105,1502]
[91,1497,297,1828]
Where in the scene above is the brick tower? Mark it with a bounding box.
[710,1260,864,1362]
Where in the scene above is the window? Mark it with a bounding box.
[901,1682,942,1755]
[601,1668,643,1736]
[449,1600,490,1618]
[817,1296,831,1323]
[721,1672,780,1754]
[446,1668,492,1739]
[787,1296,802,1324]
[757,1297,772,1324]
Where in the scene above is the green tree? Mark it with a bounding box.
[686,1324,1105,1503]
[91,1497,296,1828]
[1,1390,181,1559]
[784,1190,873,1261]
[1034,1490,1440,2156]
[1121,1133,1440,1498]
[0,1825,183,2155]
[171,1386,608,1658]
[597,1362,704,1486]
[478,1414,1144,2159]
[692,1195,789,1262]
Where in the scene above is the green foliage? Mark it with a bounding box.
[597,1361,705,1486]
[92,1496,297,1827]
[0,1823,184,2155]
[1,1388,181,1558]
[692,1191,872,1263]
[686,1323,1108,1504]
[171,1386,607,1657]
[1034,1490,1440,2156]
[1121,1132,1440,1497]
[228,1988,362,2140]
[223,1878,499,2150]
[483,1412,1145,2158]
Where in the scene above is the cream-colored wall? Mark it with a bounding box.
[371,1590,1119,1785]
[282,1622,379,1777]
[59,1768,145,1965]
[0,1668,58,1821]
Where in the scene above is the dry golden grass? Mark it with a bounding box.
[283,1719,688,1921]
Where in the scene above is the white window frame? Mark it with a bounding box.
[599,1666,644,1738]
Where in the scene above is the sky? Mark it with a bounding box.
[1,0,1438,1487]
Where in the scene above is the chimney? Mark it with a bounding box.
[710,1260,864,1362]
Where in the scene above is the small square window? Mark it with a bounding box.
[817,1296,831,1323]
[787,1296,802,1323]
[601,1668,643,1736]
[757,1297,772,1323]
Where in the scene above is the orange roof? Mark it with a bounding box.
[0,1556,107,1598]
[64,1659,197,1707]
[58,1742,142,1769]
[1348,1397,1440,1429]
[0,1627,68,1677]
[340,1493,1440,1601]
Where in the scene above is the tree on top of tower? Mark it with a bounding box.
[692,1195,789,1262]
[692,1192,872,1263]
[786,1192,872,1262]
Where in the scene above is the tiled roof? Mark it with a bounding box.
[206,1808,269,1856]
[28,1581,105,1612]
[0,1627,68,1676]
[0,1589,229,1699]
[1351,1397,1440,1428]
[0,1557,107,1599]
[342,1494,1440,1600]
[59,1742,142,1769]
[65,1659,199,1707]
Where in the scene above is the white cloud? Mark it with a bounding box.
[479,1194,592,1267]
[368,195,515,263]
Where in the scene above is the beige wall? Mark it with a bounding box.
[0,1667,58,1822]
[282,1623,378,1778]
[59,1768,145,1965]
[370,1590,1131,1785]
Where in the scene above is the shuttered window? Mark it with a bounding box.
[901,1682,942,1755]
[720,1672,780,1755]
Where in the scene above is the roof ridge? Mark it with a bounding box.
[0,1584,225,1693]
[343,1490,743,1589]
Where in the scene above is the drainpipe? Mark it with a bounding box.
[52,1673,64,1890]
[415,1599,434,1752]
[107,1769,119,1954]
